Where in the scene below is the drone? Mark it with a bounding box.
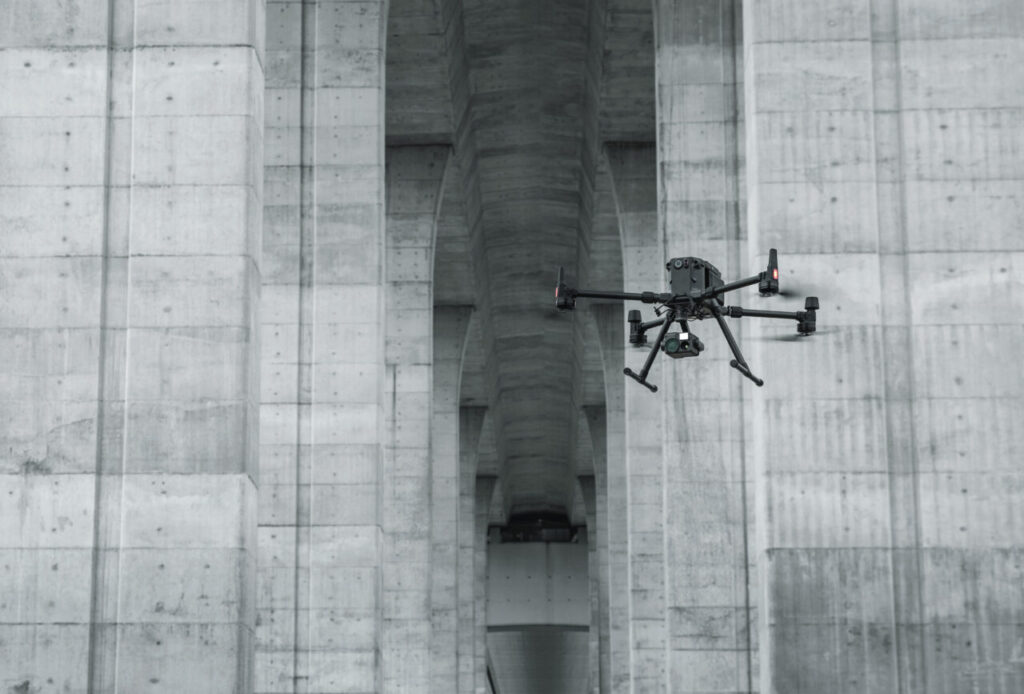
[554,249,819,392]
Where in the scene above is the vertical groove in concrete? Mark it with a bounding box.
[869,0,925,691]
[290,1,317,690]
[87,0,134,689]
[726,2,757,689]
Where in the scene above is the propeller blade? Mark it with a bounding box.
[754,326,840,342]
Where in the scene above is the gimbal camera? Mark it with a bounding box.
[554,249,819,392]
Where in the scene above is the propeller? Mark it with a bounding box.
[759,248,780,295]
[754,327,841,342]
[775,282,816,298]
[555,266,575,310]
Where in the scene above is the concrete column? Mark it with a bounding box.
[0,3,112,687]
[474,475,498,694]
[578,475,601,693]
[381,145,451,693]
[744,1,898,689]
[1,1,263,691]
[458,407,488,694]
[430,306,474,692]
[104,2,262,691]
[606,142,665,691]
[591,303,629,694]
[583,405,612,694]
[741,0,1024,691]
[653,1,755,691]
[885,2,1024,691]
[258,2,389,692]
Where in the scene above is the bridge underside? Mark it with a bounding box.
[1,0,1022,692]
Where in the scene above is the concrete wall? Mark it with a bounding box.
[743,0,1024,692]
[1,1,263,692]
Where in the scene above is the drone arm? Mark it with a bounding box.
[725,306,802,321]
[726,297,818,335]
[707,273,763,299]
[708,303,764,387]
[574,289,669,304]
[704,248,782,300]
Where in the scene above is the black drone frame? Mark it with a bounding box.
[555,249,819,392]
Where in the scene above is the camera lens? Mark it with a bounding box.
[664,336,680,352]
[673,259,683,269]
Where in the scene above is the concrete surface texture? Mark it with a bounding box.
[1,0,1022,693]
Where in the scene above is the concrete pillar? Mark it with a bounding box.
[578,475,601,693]
[744,0,1024,691]
[474,475,498,694]
[885,3,1024,690]
[381,145,451,693]
[743,1,899,689]
[458,407,488,694]
[653,1,755,691]
[0,3,112,687]
[583,405,613,694]
[1,0,264,691]
[430,306,474,692]
[258,1,389,692]
[606,142,665,691]
[742,0,902,687]
[591,303,629,693]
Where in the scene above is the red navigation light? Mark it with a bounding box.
[772,268,779,280]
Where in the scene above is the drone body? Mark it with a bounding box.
[555,249,819,392]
